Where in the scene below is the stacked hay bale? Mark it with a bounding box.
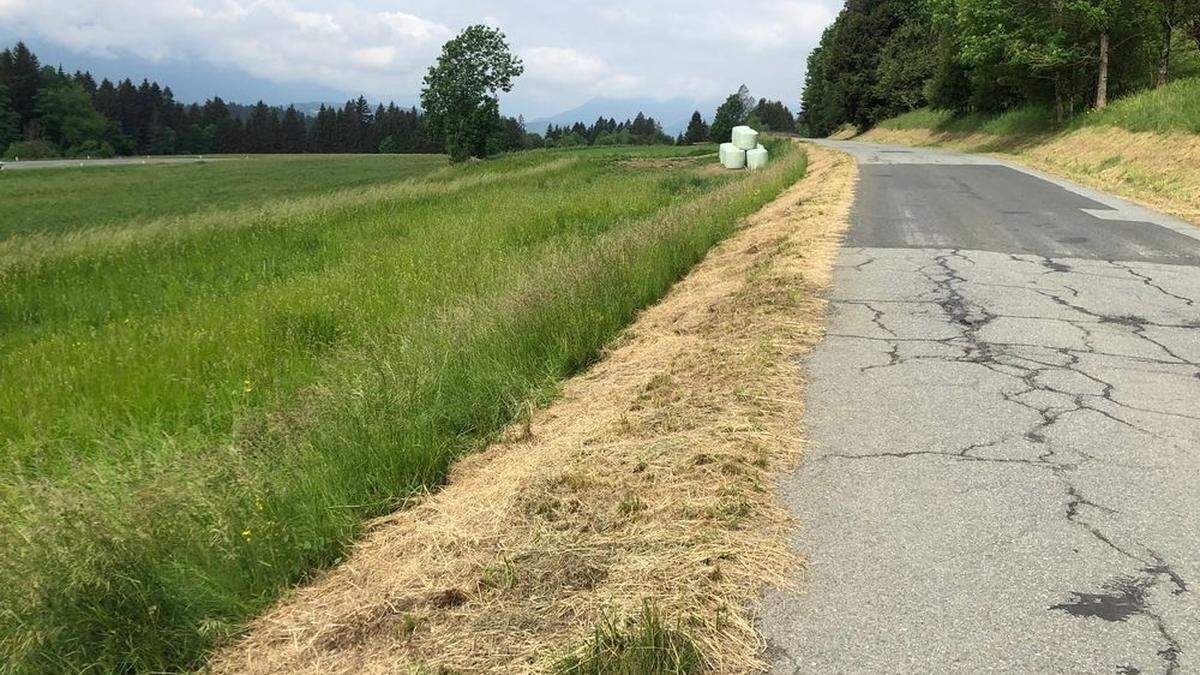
[720,125,768,170]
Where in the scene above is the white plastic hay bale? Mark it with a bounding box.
[718,142,728,164]
[721,143,746,169]
[731,125,759,150]
[746,147,769,171]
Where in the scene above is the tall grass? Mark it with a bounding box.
[876,77,1200,139]
[0,141,805,671]
[0,153,446,238]
[1077,77,1200,134]
[875,106,1055,138]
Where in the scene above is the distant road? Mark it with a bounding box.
[0,156,224,171]
[762,141,1200,673]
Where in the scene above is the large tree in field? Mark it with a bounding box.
[420,25,523,161]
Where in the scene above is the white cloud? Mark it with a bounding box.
[0,0,453,96]
[523,47,608,84]
[1,0,845,116]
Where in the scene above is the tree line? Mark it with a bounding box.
[801,0,1200,136]
[0,41,535,160]
[681,88,798,145]
[3,28,804,162]
[542,113,674,147]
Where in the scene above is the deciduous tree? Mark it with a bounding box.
[420,25,523,161]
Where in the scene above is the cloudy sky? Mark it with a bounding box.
[0,0,840,118]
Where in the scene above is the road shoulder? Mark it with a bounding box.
[209,144,858,673]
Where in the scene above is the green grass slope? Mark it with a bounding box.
[0,154,447,239]
[0,141,806,672]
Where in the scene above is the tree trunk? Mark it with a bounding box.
[1096,31,1109,110]
[1158,15,1172,87]
[1054,74,1065,124]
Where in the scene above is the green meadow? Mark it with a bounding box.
[0,142,807,671]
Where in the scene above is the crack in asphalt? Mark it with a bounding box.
[820,249,1198,673]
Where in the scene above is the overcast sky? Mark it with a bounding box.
[0,0,840,117]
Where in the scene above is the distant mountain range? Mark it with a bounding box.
[527,97,719,136]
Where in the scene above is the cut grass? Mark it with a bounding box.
[0,142,786,672]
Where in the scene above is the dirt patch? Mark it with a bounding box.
[209,143,857,674]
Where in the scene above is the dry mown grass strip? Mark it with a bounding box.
[210,143,857,674]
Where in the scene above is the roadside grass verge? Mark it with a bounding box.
[858,78,1200,223]
[0,143,796,672]
[209,143,856,673]
[1075,77,1200,134]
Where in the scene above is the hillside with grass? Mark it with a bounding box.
[0,139,811,672]
[858,77,1200,223]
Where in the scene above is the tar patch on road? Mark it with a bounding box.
[847,164,1200,265]
[1050,576,1152,622]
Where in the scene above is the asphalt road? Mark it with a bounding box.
[760,141,1200,673]
[0,156,220,171]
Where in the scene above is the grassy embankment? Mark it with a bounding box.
[211,141,853,675]
[857,77,1200,223]
[0,141,806,672]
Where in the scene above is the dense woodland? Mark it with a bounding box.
[801,0,1200,136]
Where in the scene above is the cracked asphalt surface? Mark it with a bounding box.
[760,141,1200,673]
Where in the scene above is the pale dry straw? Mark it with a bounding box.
[210,143,858,674]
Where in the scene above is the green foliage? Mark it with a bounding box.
[750,99,797,132]
[800,0,916,135]
[545,114,673,148]
[0,85,18,149]
[683,110,709,143]
[710,84,754,142]
[878,76,1200,136]
[558,604,704,675]
[804,0,1200,133]
[3,138,58,160]
[0,41,540,158]
[378,134,402,153]
[0,144,807,672]
[66,139,116,158]
[35,80,112,151]
[420,25,524,161]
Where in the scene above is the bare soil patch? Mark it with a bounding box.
[210,143,857,674]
